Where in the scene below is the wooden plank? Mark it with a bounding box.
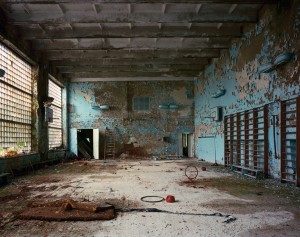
[236,113,241,166]
[0,172,10,186]
[224,116,228,166]
[244,110,249,168]
[0,173,10,178]
[230,115,234,166]
[264,105,268,178]
[252,108,258,169]
[280,101,286,182]
[296,96,300,187]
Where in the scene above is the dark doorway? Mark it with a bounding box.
[77,129,93,159]
[181,133,194,158]
[182,134,188,157]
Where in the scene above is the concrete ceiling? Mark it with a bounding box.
[0,0,279,82]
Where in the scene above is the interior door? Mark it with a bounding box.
[93,129,99,159]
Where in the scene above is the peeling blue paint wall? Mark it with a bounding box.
[67,80,194,158]
[194,2,300,178]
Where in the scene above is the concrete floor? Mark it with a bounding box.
[0,159,299,237]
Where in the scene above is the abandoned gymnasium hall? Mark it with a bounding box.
[0,0,300,236]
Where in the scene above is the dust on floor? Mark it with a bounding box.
[0,159,299,237]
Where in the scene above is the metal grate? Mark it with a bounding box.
[0,43,32,151]
[48,79,62,149]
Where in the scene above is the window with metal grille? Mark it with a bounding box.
[133,96,150,111]
[48,79,62,149]
[0,43,32,152]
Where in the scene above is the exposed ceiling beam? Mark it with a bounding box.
[52,58,210,66]
[57,64,204,73]
[229,4,238,14]
[69,77,195,82]
[60,69,203,74]
[0,33,37,65]
[0,0,279,4]
[18,24,243,39]
[32,37,233,50]
[6,12,258,24]
[63,71,202,78]
[45,49,220,60]
[0,0,275,81]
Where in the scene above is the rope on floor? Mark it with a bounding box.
[116,208,237,223]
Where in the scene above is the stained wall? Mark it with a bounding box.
[194,1,300,178]
[67,80,194,158]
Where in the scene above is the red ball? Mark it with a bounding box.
[166,195,175,203]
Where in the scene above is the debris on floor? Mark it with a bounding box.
[18,196,237,224]
[166,195,176,203]
[117,207,237,224]
[185,166,198,181]
[18,198,115,221]
[140,195,165,203]
[0,160,299,237]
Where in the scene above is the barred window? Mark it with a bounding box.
[0,43,32,151]
[48,79,62,149]
[133,96,150,111]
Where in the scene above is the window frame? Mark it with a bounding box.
[48,76,63,149]
[0,42,32,153]
[132,96,151,112]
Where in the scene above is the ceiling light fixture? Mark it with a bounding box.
[158,104,179,110]
[258,52,295,74]
[92,105,110,110]
[211,89,226,98]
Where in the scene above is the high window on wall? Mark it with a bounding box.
[48,78,62,149]
[0,43,32,152]
[133,96,150,111]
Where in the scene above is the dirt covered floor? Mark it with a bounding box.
[0,159,299,237]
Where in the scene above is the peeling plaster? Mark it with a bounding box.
[194,1,300,178]
[68,80,194,158]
